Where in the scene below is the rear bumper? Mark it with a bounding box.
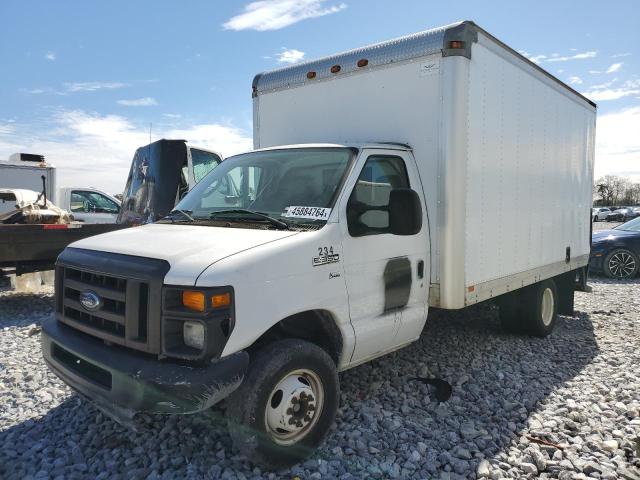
[42,317,248,424]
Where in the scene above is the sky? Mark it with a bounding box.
[0,0,639,194]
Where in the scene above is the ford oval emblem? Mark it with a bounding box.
[79,290,102,311]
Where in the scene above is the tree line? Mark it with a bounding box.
[594,175,640,207]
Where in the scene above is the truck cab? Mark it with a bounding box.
[117,139,222,225]
[57,187,121,224]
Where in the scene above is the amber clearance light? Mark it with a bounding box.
[212,292,231,308]
[448,40,465,49]
[182,291,205,312]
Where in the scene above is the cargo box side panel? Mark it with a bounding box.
[255,57,443,281]
[463,35,595,302]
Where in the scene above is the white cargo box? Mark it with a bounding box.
[253,21,596,309]
[0,156,57,203]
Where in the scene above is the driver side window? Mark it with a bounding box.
[347,155,409,237]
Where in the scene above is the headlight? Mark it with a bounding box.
[162,286,235,360]
[183,321,205,349]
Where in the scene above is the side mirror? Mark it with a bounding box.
[389,188,422,235]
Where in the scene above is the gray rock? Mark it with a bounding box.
[477,460,491,477]
[520,463,538,475]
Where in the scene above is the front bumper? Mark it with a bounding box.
[42,317,248,425]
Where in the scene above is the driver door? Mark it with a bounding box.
[339,149,429,365]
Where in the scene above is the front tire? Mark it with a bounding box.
[226,338,339,469]
[603,248,639,279]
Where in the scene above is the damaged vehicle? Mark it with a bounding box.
[42,21,595,468]
[0,188,125,276]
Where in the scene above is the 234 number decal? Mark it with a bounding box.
[313,245,340,267]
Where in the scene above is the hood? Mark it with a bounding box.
[592,229,637,243]
[69,223,299,284]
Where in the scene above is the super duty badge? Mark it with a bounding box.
[313,246,340,267]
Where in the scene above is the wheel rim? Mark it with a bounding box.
[265,369,324,446]
[541,287,554,326]
[608,251,637,278]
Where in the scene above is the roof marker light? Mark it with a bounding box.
[448,40,465,49]
[357,59,369,68]
[330,65,341,74]
[306,71,317,79]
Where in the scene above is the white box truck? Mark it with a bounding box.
[42,21,596,468]
[0,153,56,200]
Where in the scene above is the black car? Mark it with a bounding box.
[590,217,640,279]
[605,208,640,222]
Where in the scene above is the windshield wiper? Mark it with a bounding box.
[209,209,290,230]
[166,209,196,222]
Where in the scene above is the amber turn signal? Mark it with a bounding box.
[211,292,231,308]
[182,291,205,312]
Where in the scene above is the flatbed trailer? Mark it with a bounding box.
[0,223,128,274]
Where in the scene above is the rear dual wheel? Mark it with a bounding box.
[498,279,558,337]
[226,338,339,469]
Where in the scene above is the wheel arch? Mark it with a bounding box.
[247,309,345,365]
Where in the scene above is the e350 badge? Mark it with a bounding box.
[313,246,340,267]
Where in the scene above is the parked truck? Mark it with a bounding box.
[1,153,122,224]
[42,21,596,468]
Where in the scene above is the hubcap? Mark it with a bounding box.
[265,369,324,445]
[541,287,554,326]
[608,251,637,278]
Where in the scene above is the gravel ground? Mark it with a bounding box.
[592,221,622,232]
[1,269,639,479]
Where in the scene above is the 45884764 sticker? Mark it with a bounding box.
[313,245,340,267]
[283,206,331,220]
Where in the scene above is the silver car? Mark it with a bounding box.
[592,207,611,222]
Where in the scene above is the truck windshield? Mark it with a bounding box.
[172,147,355,228]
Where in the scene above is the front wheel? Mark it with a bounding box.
[226,338,339,469]
[603,248,639,279]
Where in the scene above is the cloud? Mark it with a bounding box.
[583,79,640,101]
[595,107,640,181]
[64,81,128,92]
[522,50,597,64]
[605,62,623,74]
[545,51,597,62]
[0,123,16,136]
[22,88,47,94]
[0,111,252,194]
[612,52,631,58]
[528,54,547,64]
[162,113,182,119]
[568,76,582,85]
[276,48,305,64]
[45,52,56,61]
[117,97,158,107]
[223,0,347,31]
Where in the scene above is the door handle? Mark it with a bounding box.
[417,260,424,279]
